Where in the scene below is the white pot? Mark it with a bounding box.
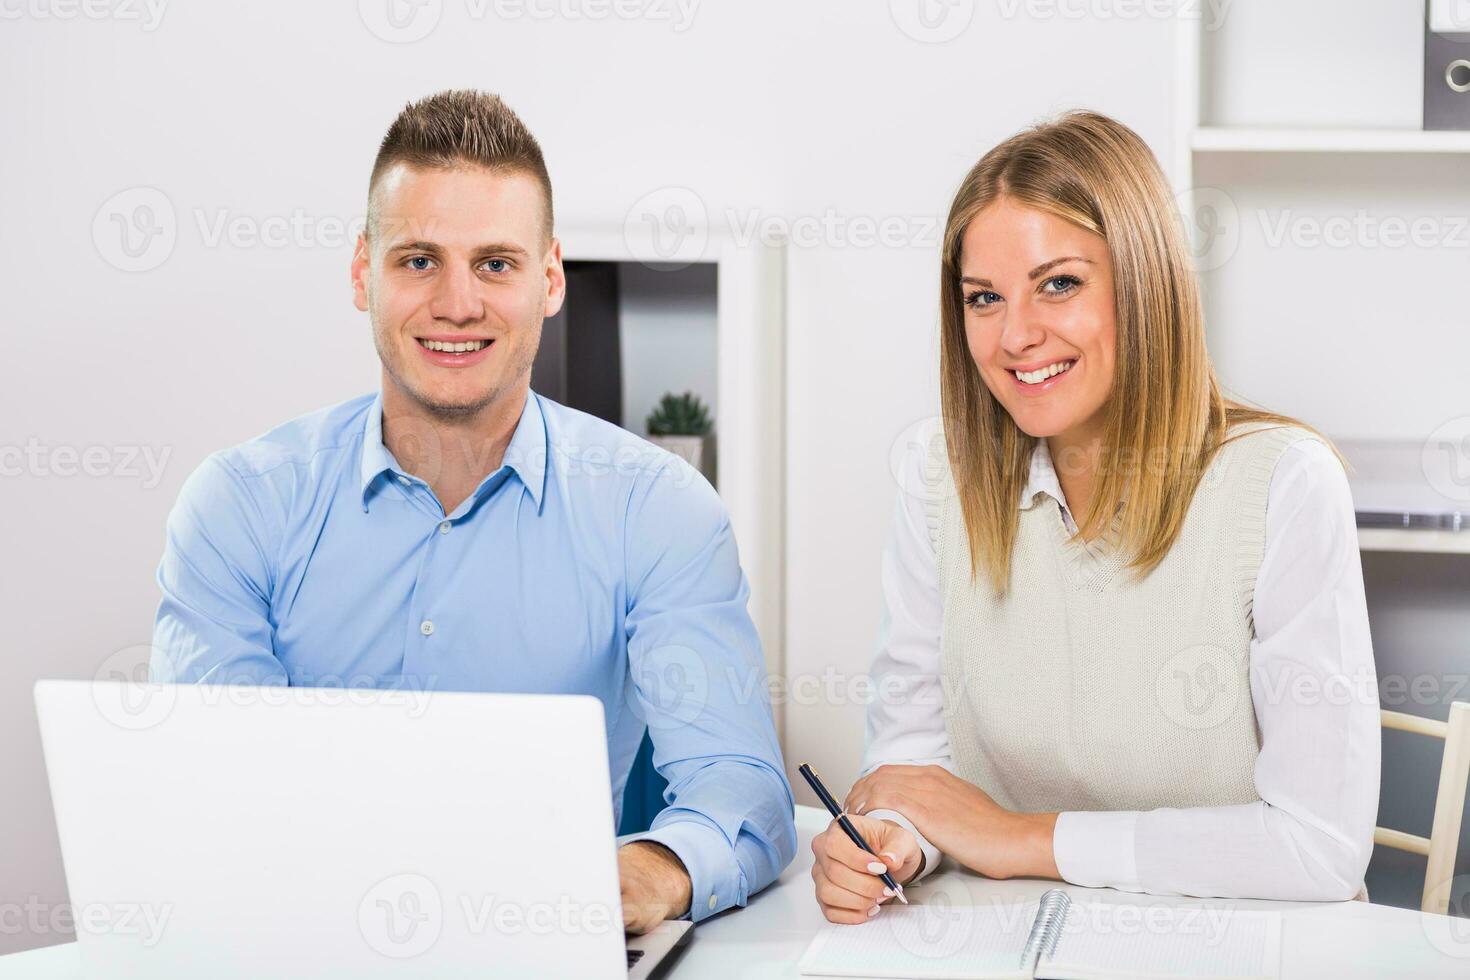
[648,434,709,478]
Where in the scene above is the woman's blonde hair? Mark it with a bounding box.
[939,110,1341,594]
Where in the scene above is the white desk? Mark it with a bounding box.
[5,805,1469,978]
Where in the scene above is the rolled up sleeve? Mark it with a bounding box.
[619,459,796,921]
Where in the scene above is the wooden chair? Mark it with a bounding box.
[1374,701,1470,915]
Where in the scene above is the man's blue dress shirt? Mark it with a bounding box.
[151,390,796,920]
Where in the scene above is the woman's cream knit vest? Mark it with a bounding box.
[924,423,1319,813]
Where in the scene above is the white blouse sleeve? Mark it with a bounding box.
[858,442,953,881]
[1053,438,1381,901]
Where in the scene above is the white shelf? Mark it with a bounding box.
[1358,528,1470,555]
[1191,127,1470,154]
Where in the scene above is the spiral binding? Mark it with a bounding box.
[1019,888,1071,973]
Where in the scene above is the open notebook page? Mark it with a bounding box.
[799,901,1040,979]
[1038,901,1282,980]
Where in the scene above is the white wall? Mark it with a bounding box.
[1197,3,1470,440]
[0,1,1178,954]
[1203,3,1423,129]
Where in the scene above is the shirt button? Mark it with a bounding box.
[397,476,411,487]
[419,620,434,636]
[707,894,717,911]
[438,521,452,534]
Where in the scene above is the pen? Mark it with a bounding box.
[798,762,908,905]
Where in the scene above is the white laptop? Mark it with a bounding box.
[34,680,691,979]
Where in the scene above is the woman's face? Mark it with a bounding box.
[959,197,1116,449]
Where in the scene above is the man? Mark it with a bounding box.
[150,89,795,932]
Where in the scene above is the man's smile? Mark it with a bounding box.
[414,334,496,367]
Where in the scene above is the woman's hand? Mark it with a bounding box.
[847,765,1060,881]
[810,814,923,924]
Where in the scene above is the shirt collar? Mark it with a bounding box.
[1023,439,1130,539]
[501,391,548,509]
[1019,437,1067,513]
[358,395,398,507]
[358,391,548,512]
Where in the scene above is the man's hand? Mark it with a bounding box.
[846,765,1059,881]
[810,814,923,924]
[618,841,692,935]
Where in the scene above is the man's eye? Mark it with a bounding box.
[484,258,509,273]
[406,256,433,271]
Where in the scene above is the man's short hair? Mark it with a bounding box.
[367,89,554,242]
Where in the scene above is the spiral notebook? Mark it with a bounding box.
[799,889,1281,980]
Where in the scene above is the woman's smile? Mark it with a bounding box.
[1007,356,1078,397]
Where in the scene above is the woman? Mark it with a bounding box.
[810,111,1379,924]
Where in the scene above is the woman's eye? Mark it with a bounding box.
[964,290,1002,310]
[1041,275,1081,295]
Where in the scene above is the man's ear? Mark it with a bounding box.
[543,237,566,319]
[351,233,371,313]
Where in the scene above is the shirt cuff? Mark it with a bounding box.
[622,816,745,923]
[1053,810,1142,892]
[863,808,941,884]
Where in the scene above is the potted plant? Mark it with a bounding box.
[646,391,715,482]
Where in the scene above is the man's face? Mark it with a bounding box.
[352,163,564,419]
